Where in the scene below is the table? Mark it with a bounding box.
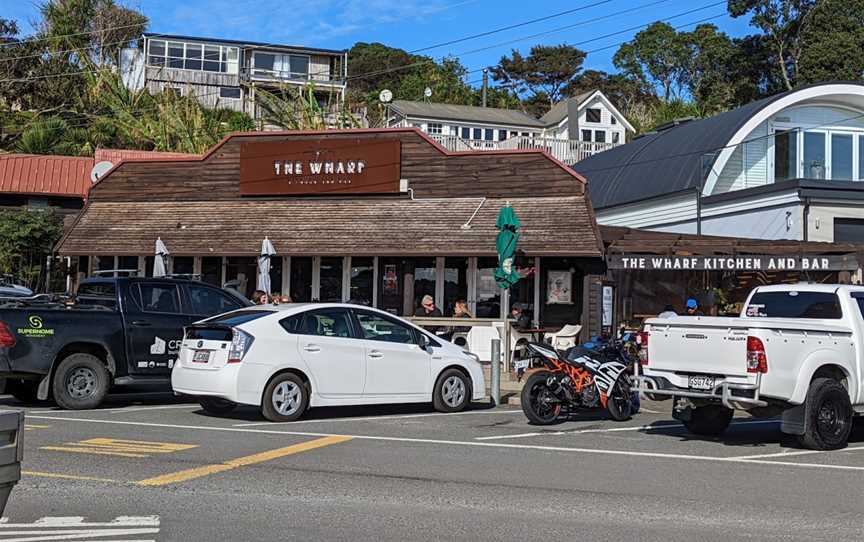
[517,327,561,344]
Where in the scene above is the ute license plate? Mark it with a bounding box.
[192,350,210,364]
[688,375,715,391]
[513,359,530,371]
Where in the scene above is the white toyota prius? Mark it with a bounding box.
[171,303,486,421]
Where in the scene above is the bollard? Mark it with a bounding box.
[490,338,501,406]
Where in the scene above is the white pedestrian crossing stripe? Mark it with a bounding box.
[0,516,159,541]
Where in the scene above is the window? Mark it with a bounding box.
[167,41,184,69]
[252,52,310,79]
[860,135,864,181]
[585,108,601,123]
[173,256,194,276]
[184,43,202,70]
[483,129,493,141]
[187,285,243,316]
[498,129,508,141]
[461,127,471,139]
[349,257,374,306]
[509,131,518,138]
[611,116,617,125]
[354,310,415,344]
[427,123,442,135]
[834,218,864,243]
[208,310,272,326]
[146,39,238,74]
[746,291,842,319]
[803,131,826,179]
[472,128,482,140]
[476,257,500,318]
[290,257,313,302]
[137,283,181,314]
[831,133,853,180]
[201,256,221,286]
[148,40,166,67]
[219,87,241,99]
[595,130,606,143]
[612,132,620,144]
[297,308,353,338]
[581,129,592,142]
[774,130,797,181]
[319,257,343,302]
[413,257,436,315]
[77,281,117,308]
[279,313,304,333]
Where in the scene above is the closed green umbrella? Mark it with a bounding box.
[494,204,521,289]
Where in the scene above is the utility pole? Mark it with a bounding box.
[482,68,488,108]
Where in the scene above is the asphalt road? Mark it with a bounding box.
[4,392,864,541]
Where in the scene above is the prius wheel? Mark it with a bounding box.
[262,373,309,422]
[198,397,237,416]
[433,369,471,413]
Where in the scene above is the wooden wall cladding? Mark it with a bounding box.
[87,130,585,202]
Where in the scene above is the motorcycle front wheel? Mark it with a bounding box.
[521,371,563,425]
[606,374,635,422]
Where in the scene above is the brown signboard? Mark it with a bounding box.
[239,138,401,196]
[607,254,860,271]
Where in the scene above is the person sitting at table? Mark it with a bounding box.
[417,295,442,317]
[510,303,532,331]
[451,299,472,335]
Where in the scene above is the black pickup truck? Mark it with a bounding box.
[0,277,251,409]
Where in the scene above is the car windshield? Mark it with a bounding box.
[205,309,274,326]
[746,291,842,319]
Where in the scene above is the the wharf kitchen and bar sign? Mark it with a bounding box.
[607,254,860,271]
[239,138,401,196]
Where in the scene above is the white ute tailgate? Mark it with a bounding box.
[647,317,750,377]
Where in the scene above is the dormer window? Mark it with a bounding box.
[586,108,602,123]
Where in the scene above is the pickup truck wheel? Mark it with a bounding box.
[52,354,110,410]
[683,405,733,436]
[198,397,237,415]
[5,379,41,404]
[797,378,853,451]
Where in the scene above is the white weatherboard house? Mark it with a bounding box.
[575,82,864,243]
[386,90,634,165]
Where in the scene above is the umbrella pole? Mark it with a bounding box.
[501,287,510,372]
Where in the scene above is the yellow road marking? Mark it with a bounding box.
[24,424,50,431]
[23,470,119,483]
[137,435,352,487]
[41,438,197,458]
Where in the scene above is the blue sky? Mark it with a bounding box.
[7,0,756,86]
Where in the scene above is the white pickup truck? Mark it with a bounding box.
[636,283,863,450]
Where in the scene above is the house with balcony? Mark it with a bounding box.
[574,82,864,243]
[385,89,633,165]
[120,33,349,125]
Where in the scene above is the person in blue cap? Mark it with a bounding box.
[685,298,703,316]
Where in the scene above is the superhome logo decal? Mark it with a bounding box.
[17,315,54,337]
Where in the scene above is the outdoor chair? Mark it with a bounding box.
[545,324,582,350]
[466,326,502,363]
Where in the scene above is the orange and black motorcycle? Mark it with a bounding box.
[520,342,636,424]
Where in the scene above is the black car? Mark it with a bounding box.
[0,277,251,409]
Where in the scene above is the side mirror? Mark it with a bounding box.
[417,334,433,352]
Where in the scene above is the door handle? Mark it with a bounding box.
[303,345,321,353]
[131,321,151,326]
[368,350,384,359]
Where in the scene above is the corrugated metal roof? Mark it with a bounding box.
[391,100,543,127]
[0,154,93,198]
[142,33,346,55]
[573,93,785,209]
[539,91,594,126]
[94,148,199,166]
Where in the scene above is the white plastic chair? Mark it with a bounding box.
[510,327,534,363]
[466,327,502,363]
[545,324,582,350]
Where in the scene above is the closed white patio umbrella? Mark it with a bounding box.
[257,237,277,295]
[154,237,169,278]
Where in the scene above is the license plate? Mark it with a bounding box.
[688,375,715,391]
[513,359,530,370]
[192,350,210,364]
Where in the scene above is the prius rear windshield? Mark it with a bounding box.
[205,310,273,326]
[746,291,842,319]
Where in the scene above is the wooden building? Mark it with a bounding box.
[56,128,606,331]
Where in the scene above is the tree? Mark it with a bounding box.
[564,69,657,110]
[0,209,63,290]
[491,45,586,106]
[680,24,737,115]
[728,0,818,90]
[613,22,689,102]
[797,0,864,85]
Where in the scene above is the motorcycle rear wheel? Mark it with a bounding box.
[521,371,563,425]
